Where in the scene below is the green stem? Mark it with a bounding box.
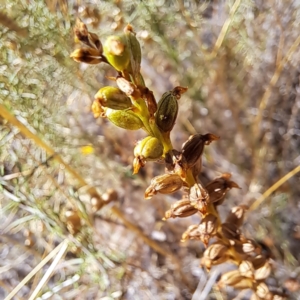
[149,119,173,155]
[131,97,154,135]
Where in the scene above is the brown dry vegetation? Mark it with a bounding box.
[0,0,300,299]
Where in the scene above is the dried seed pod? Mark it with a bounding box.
[181,133,219,169]
[145,173,183,199]
[231,277,255,290]
[181,224,200,242]
[255,282,271,299]
[105,108,143,130]
[65,210,81,235]
[70,47,103,64]
[189,182,209,214]
[74,18,88,43]
[226,205,248,228]
[221,222,241,240]
[133,136,163,174]
[94,86,132,110]
[205,173,240,206]
[201,253,230,271]
[103,35,130,71]
[250,255,268,270]
[203,242,229,263]
[74,19,102,52]
[198,214,219,246]
[219,270,254,290]
[234,239,259,256]
[163,199,197,220]
[191,156,202,179]
[88,32,103,52]
[165,149,183,172]
[254,260,271,281]
[218,270,245,287]
[239,260,255,278]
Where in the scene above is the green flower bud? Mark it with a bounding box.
[95,86,132,110]
[124,24,143,85]
[155,91,178,133]
[103,35,130,71]
[105,108,143,130]
[133,136,163,174]
[155,86,187,133]
[134,136,163,159]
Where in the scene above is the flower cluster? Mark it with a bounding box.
[70,20,287,299]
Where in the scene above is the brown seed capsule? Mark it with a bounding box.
[234,239,259,256]
[254,260,271,281]
[74,19,103,51]
[218,270,254,290]
[226,205,248,228]
[239,260,255,278]
[205,173,240,206]
[251,255,268,270]
[145,173,183,199]
[164,149,183,172]
[198,214,219,246]
[201,253,230,271]
[232,277,255,290]
[70,47,103,64]
[163,199,197,220]
[203,242,229,262]
[255,282,271,298]
[181,133,219,169]
[221,222,241,240]
[218,270,244,287]
[74,18,89,43]
[189,182,209,214]
[181,224,200,242]
[191,156,202,179]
